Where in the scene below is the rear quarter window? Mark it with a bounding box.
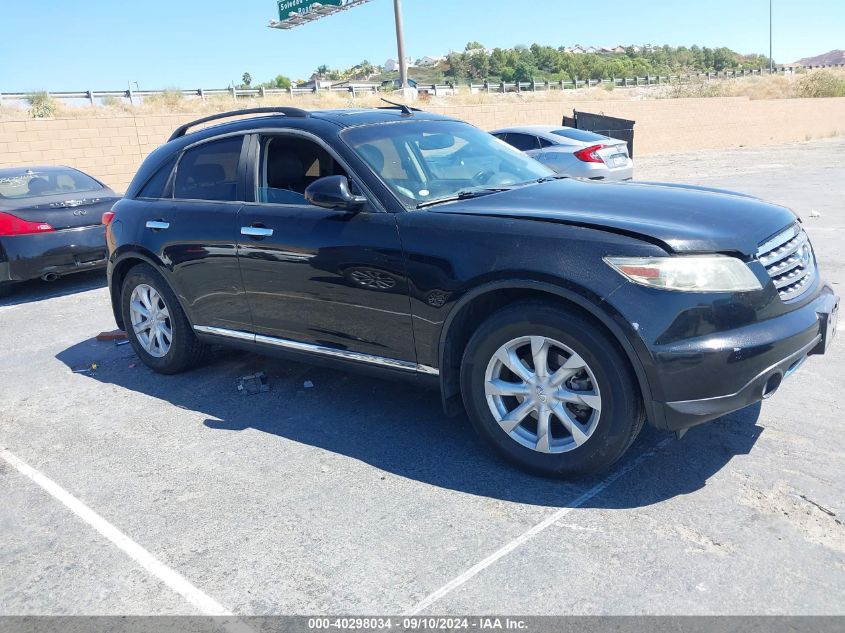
[137,157,177,199]
[173,136,243,202]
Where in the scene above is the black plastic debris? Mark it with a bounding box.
[237,372,270,395]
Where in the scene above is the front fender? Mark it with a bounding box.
[436,277,656,424]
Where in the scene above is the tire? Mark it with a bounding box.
[120,263,208,374]
[0,282,11,299]
[460,301,644,477]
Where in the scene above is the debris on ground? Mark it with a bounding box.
[809,209,821,218]
[237,372,270,395]
[798,494,836,517]
[96,329,127,342]
[304,380,315,389]
[115,339,130,346]
[72,363,98,374]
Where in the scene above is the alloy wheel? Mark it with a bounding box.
[484,335,602,454]
[349,268,396,290]
[129,283,173,358]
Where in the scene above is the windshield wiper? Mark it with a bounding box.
[415,187,511,209]
[533,175,569,184]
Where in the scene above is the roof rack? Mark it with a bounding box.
[168,107,309,141]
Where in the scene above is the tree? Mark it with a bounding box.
[442,41,765,83]
[489,48,508,76]
[242,72,252,87]
[445,52,469,79]
[316,64,330,78]
[258,75,292,90]
[512,60,537,83]
[467,51,490,81]
[357,60,375,79]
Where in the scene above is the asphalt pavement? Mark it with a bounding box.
[1,138,843,616]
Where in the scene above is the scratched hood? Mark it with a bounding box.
[429,179,798,255]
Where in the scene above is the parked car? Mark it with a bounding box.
[381,78,418,90]
[491,125,633,181]
[106,107,838,476]
[0,166,118,297]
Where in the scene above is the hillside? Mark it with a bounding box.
[795,49,845,66]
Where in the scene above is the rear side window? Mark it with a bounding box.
[137,157,177,199]
[173,136,243,201]
[538,137,554,148]
[503,133,540,151]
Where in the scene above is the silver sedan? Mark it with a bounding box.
[491,125,634,181]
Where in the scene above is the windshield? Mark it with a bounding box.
[0,168,102,200]
[342,120,553,207]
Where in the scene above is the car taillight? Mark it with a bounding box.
[0,212,54,236]
[102,211,116,225]
[574,144,606,164]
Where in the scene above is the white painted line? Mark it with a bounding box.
[0,447,238,619]
[405,437,674,615]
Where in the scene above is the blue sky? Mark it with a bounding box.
[1,0,842,91]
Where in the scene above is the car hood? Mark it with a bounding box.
[429,179,797,255]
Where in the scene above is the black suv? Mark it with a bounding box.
[106,107,839,476]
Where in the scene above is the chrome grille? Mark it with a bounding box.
[757,224,816,301]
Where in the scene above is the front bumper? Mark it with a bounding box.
[646,284,839,432]
[0,225,107,283]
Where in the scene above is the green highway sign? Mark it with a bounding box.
[270,0,371,30]
[278,0,345,20]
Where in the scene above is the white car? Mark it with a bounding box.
[491,125,634,181]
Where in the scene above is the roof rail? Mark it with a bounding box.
[168,107,309,141]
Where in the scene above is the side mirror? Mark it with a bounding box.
[304,176,367,211]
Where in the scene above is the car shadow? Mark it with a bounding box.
[56,337,763,509]
[0,270,106,307]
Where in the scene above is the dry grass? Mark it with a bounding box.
[2,70,844,120]
[659,69,845,100]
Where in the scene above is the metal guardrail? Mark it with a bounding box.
[2,64,843,105]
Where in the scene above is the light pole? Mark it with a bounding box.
[769,0,774,73]
[393,0,409,91]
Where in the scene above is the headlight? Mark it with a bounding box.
[604,255,762,292]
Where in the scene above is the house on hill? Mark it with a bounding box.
[416,55,444,67]
[384,57,413,72]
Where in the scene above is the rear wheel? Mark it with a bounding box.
[121,264,207,374]
[0,282,11,299]
[460,301,644,477]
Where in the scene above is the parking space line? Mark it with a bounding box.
[0,447,233,617]
[405,437,673,615]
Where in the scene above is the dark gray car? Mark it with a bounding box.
[0,166,118,296]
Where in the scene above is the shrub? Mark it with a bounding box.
[145,88,185,108]
[797,71,845,98]
[26,91,57,118]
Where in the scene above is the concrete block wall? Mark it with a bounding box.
[1,97,843,193]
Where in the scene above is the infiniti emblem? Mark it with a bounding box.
[800,244,811,268]
[535,385,547,404]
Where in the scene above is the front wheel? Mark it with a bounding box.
[460,302,644,477]
[121,264,207,374]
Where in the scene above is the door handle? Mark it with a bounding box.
[146,220,170,230]
[241,226,274,238]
